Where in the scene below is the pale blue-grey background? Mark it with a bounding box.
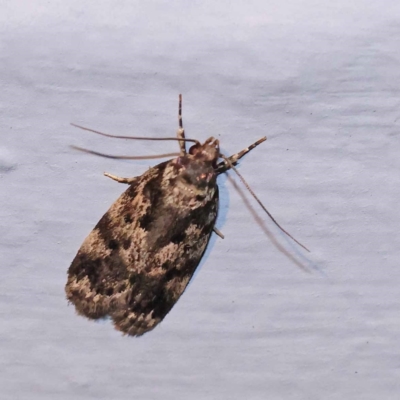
[1,1,400,399]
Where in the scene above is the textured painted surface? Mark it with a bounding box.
[1,1,400,399]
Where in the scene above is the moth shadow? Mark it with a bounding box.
[225,172,325,275]
[189,172,231,284]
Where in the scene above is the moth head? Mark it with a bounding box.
[171,137,220,199]
[188,137,220,166]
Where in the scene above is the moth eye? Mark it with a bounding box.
[199,173,207,180]
[189,144,200,155]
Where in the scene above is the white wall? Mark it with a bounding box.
[2,1,400,399]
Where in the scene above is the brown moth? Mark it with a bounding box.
[66,95,302,336]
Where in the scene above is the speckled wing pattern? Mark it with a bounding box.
[66,159,219,336]
[66,95,266,336]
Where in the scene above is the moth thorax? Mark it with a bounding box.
[170,158,216,207]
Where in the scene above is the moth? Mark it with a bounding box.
[66,95,306,336]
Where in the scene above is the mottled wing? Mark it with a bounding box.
[66,160,218,336]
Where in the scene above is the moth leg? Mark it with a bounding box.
[215,137,266,174]
[104,172,137,184]
[177,94,187,156]
[213,227,225,239]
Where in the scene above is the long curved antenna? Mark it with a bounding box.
[220,154,310,252]
[71,145,179,160]
[71,123,200,145]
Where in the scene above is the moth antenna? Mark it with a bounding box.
[71,145,179,160]
[179,94,183,130]
[177,94,187,155]
[71,123,200,145]
[220,154,310,253]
